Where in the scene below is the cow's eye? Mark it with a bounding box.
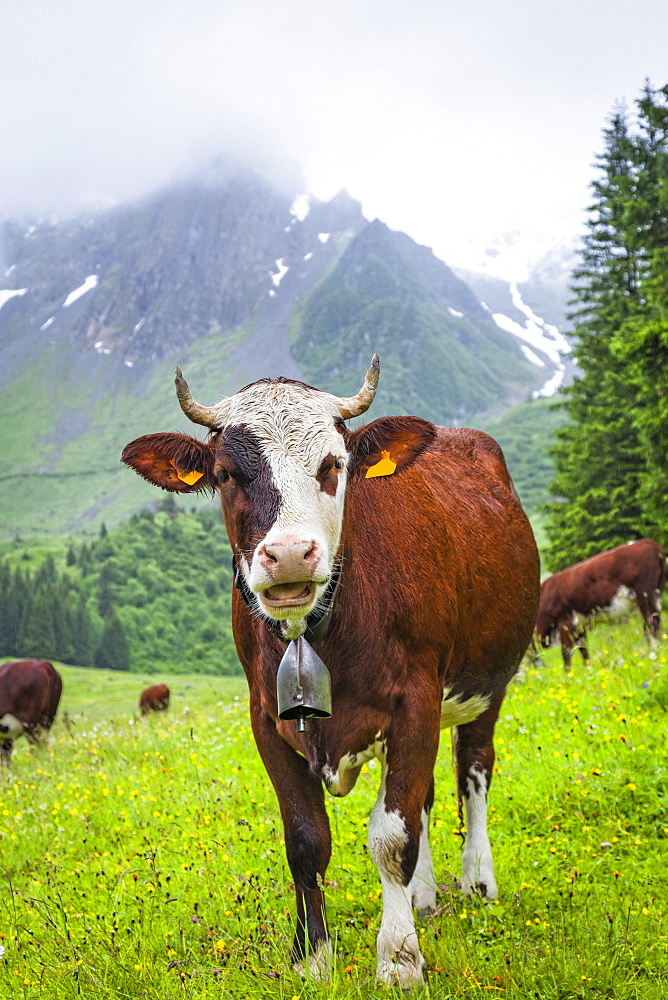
[334,458,346,470]
[217,469,230,484]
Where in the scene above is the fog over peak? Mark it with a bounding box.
[3,0,668,267]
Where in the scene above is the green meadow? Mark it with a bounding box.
[1,622,668,999]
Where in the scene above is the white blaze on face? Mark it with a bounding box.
[221,382,348,613]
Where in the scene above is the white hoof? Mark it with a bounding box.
[461,855,498,900]
[376,948,426,989]
[292,939,334,982]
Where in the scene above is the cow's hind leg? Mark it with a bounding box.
[251,711,332,980]
[454,695,504,900]
[408,777,438,918]
[637,589,661,656]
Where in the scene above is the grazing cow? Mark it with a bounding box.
[121,356,539,987]
[0,659,63,760]
[139,683,170,715]
[535,539,666,668]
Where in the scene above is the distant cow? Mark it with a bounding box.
[0,659,63,760]
[139,683,170,715]
[535,539,666,668]
[122,356,539,987]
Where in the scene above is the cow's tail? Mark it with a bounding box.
[451,726,466,845]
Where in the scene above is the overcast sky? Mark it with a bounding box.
[3,0,668,270]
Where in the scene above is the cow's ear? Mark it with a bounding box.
[346,416,437,479]
[121,433,215,493]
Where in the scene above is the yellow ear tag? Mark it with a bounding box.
[365,450,397,479]
[176,468,204,486]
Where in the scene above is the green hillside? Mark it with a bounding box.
[0,327,244,539]
[479,393,568,515]
[290,222,543,425]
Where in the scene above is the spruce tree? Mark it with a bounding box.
[73,596,97,667]
[17,587,57,661]
[97,562,115,618]
[544,101,661,570]
[0,566,21,656]
[609,84,668,544]
[95,608,130,671]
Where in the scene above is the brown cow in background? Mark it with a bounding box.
[0,659,62,760]
[535,539,666,668]
[122,355,539,987]
[139,683,170,715]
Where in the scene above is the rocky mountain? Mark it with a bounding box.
[0,168,568,538]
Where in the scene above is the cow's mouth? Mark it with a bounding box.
[260,581,316,609]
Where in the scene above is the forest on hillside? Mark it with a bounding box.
[544,82,668,570]
[0,503,240,675]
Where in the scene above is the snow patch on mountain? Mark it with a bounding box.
[63,275,98,307]
[271,258,289,287]
[0,288,27,310]
[492,281,570,397]
[521,345,545,367]
[290,194,310,221]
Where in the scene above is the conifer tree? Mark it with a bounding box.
[17,587,57,661]
[97,562,115,618]
[610,84,668,541]
[95,608,130,671]
[0,566,21,656]
[73,597,97,668]
[544,96,663,569]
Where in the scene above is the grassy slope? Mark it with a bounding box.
[0,324,247,540]
[1,620,667,999]
[1,289,563,544]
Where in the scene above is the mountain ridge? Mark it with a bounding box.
[0,168,569,538]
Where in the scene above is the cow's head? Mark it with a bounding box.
[534,609,557,649]
[123,356,432,638]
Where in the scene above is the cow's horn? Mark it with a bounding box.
[174,367,221,428]
[338,354,380,419]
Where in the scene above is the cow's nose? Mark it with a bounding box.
[257,539,321,580]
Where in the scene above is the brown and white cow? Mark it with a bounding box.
[535,539,666,668]
[122,357,539,987]
[0,659,63,760]
[139,683,170,715]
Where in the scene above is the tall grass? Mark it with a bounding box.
[1,621,667,998]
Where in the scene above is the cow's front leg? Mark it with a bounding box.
[251,709,332,980]
[368,705,439,988]
[454,696,504,900]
